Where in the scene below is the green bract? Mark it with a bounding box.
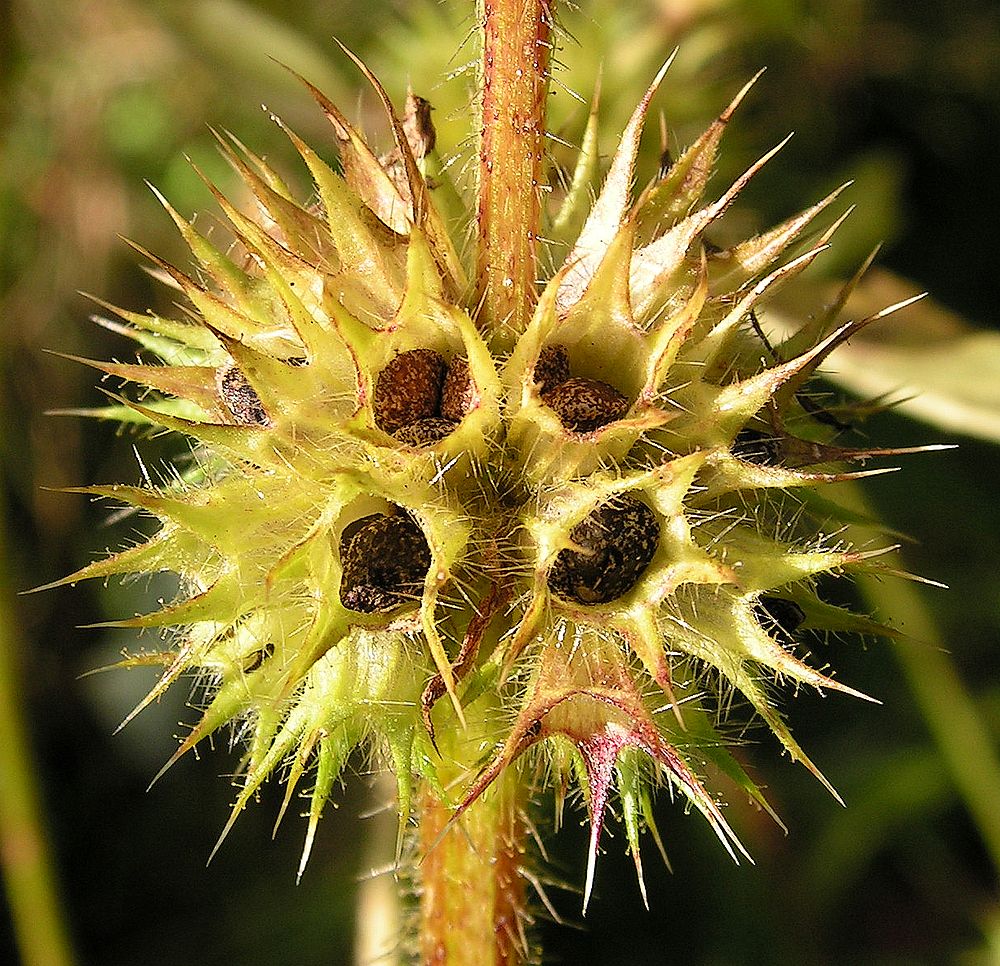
[61,52,918,902]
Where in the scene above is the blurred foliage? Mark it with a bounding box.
[1,0,999,964]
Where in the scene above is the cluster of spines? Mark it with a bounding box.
[44,49,938,903]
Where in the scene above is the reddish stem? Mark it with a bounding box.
[476,0,554,348]
[418,775,527,965]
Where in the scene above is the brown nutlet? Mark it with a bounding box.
[394,417,459,447]
[339,513,432,613]
[439,357,476,421]
[534,344,571,395]
[548,495,659,605]
[542,377,630,432]
[374,349,446,433]
[753,595,806,646]
[216,363,269,426]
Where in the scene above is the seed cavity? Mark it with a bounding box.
[535,344,630,433]
[753,595,806,645]
[374,349,475,446]
[374,348,447,434]
[339,512,432,614]
[216,363,269,426]
[547,495,659,605]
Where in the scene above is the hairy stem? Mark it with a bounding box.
[418,769,527,966]
[476,0,554,348]
[409,4,555,958]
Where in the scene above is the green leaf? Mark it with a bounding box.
[774,269,1000,443]
[822,330,1000,442]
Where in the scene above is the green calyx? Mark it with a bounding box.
[60,49,921,900]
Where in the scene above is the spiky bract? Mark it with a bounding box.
[62,53,912,897]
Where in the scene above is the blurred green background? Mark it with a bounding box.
[2,1,999,963]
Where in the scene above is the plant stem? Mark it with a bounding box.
[355,773,401,966]
[842,483,1000,878]
[0,498,77,966]
[418,769,527,965]
[409,4,556,960]
[475,0,554,348]
[856,571,1000,875]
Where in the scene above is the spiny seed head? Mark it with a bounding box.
[62,47,923,902]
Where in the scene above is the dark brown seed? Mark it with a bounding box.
[242,642,274,674]
[548,495,659,605]
[439,357,476,421]
[216,363,269,426]
[753,595,806,646]
[374,349,446,433]
[393,417,459,447]
[542,377,630,432]
[339,513,431,614]
[339,510,390,548]
[534,344,571,395]
[731,427,784,466]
